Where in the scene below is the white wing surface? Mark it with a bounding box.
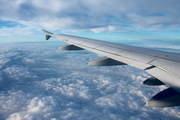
[43,29,180,107]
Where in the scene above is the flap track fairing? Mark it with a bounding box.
[58,44,84,50]
[143,76,165,86]
[89,56,126,66]
[146,87,180,107]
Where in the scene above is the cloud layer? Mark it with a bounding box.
[0,0,180,35]
[0,42,180,120]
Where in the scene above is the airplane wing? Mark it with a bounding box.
[43,29,180,107]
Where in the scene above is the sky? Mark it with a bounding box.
[0,0,180,43]
[1,0,180,120]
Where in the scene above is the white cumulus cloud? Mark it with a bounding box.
[0,42,180,120]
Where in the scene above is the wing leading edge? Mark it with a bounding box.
[43,29,180,107]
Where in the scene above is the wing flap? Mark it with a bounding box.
[119,51,156,64]
[149,58,180,79]
[146,66,180,93]
[96,46,125,55]
[80,42,102,49]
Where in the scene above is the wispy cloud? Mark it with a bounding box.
[91,26,116,33]
[0,0,180,35]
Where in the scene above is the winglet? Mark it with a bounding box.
[42,29,53,40]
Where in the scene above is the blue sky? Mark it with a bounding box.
[0,0,180,43]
